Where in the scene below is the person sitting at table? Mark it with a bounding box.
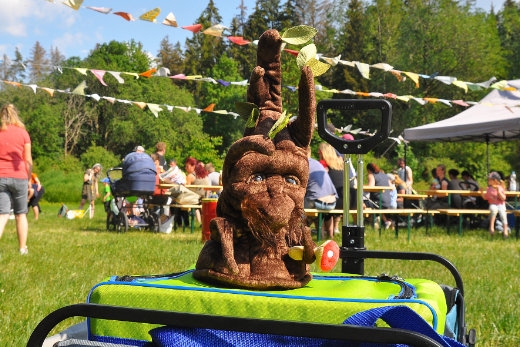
[366,163,392,230]
[185,157,210,224]
[425,164,451,213]
[393,174,406,209]
[461,171,479,191]
[149,154,171,223]
[318,142,357,234]
[305,147,337,239]
[448,169,463,209]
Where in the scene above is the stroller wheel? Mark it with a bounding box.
[106,212,116,231]
[117,213,129,233]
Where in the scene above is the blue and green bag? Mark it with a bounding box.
[87,270,448,346]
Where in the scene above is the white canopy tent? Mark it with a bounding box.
[403,79,520,173]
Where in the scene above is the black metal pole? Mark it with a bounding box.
[486,135,490,176]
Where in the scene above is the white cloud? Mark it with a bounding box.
[0,45,10,56]
[0,0,78,37]
[52,32,89,55]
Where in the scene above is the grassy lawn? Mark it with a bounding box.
[0,202,518,346]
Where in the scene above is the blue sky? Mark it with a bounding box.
[0,0,507,63]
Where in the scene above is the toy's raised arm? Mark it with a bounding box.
[288,66,316,148]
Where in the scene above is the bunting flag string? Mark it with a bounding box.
[42,2,508,92]
[1,80,241,119]
[3,57,517,108]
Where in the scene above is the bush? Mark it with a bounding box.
[38,170,85,203]
[34,154,82,174]
[80,145,122,174]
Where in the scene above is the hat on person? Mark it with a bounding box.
[100,178,110,183]
[387,173,396,182]
[342,134,354,141]
[488,172,501,181]
[133,145,145,152]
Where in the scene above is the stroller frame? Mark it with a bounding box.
[105,167,162,233]
[27,100,476,347]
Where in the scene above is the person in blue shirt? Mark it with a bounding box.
[305,147,337,239]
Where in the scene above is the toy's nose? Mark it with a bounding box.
[266,176,284,196]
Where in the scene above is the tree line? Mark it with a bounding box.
[0,0,519,180]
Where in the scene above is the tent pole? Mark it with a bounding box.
[404,144,408,185]
[486,135,490,176]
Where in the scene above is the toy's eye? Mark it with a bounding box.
[285,177,297,185]
[250,174,265,182]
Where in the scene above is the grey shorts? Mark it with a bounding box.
[0,177,29,215]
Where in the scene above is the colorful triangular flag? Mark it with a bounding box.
[139,8,161,23]
[182,24,203,33]
[71,81,87,95]
[90,70,108,86]
[85,6,112,14]
[114,12,136,21]
[62,0,83,10]
[162,12,178,27]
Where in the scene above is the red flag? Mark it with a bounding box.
[283,49,299,57]
[227,36,251,45]
[113,12,136,21]
[182,24,203,33]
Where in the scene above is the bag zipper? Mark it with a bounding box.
[313,273,416,300]
[114,270,192,282]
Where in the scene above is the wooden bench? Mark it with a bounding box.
[437,209,495,235]
[304,208,438,241]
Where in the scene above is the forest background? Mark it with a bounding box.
[1,0,520,203]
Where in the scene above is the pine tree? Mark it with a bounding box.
[184,0,225,82]
[28,41,49,81]
[50,46,65,66]
[157,35,185,76]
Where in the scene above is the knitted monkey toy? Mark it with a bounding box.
[193,29,320,290]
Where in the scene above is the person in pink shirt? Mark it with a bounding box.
[0,104,33,255]
[480,172,508,238]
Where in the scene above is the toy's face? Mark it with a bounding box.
[227,149,308,231]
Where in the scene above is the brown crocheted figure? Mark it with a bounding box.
[193,29,317,290]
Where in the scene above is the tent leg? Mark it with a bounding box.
[486,136,490,176]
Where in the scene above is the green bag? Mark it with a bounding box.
[88,270,447,345]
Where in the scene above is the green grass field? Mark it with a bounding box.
[0,202,518,346]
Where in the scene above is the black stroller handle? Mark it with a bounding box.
[106,167,122,182]
[317,99,392,154]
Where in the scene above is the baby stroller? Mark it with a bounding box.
[105,152,162,233]
[28,100,476,347]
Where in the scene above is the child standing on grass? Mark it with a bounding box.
[481,172,509,238]
[101,178,112,213]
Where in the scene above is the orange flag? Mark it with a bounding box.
[42,88,55,97]
[114,12,136,21]
[203,104,216,112]
[284,49,299,57]
[356,92,370,97]
[423,98,438,103]
[4,81,21,88]
[139,69,157,78]
[133,102,147,109]
[182,24,203,33]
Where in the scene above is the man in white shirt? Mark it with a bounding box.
[397,158,413,193]
[161,159,186,185]
[205,163,221,186]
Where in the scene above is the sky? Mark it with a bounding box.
[0,0,507,63]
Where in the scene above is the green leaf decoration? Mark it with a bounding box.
[281,25,318,45]
[268,111,290,139]
[235,102,260,128]
[305,58,331,77]
[245,108,260,128]
[297,44,317,70]
[235,102,258,120]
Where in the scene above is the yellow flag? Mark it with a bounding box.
[147,104,163,117]
[75,68,88,75]
[139,8,161,23]
[186,75,203,80]
[403,72,420,88]
[452,80,468,93]
[121,72,139,79]
[72,81,87,95]
[203,24,228,37]
[62,0,83,10]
